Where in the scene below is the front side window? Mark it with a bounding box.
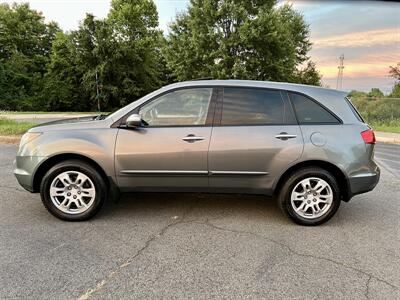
[221,88,285,125]
[289,92,339,124]
[139,88,213,126]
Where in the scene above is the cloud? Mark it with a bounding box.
[322,76,396,93]
[313,28,400,49]
[313,48,400,79]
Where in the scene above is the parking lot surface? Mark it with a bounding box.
[0,144,399,299]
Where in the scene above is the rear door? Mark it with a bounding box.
[208,87,303,194]
[115,87,216,191]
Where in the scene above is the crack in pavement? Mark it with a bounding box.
[77,210,397,300]
[77,201,198,300]
[187,220,399,294]
[364,275,372,300]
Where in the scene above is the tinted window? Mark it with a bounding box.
[345,97,364,122]
[139,88,213,126]
[289,93,339,124]
[221,88,284,125]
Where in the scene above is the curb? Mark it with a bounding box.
[376,136,400,144]
[0,135,20,145]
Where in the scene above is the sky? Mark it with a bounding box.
[1,0,399,93]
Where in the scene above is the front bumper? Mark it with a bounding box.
[14,156,47,192]
[348,166,380,199]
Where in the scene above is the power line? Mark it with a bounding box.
[336,54,344,90]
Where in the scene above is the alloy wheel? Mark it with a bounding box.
[49,171,96,214]
[290,177,333,219]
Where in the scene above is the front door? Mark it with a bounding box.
[208,87,303,194]
[115,87,216,191]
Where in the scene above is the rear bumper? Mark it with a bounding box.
[348,166,380,199]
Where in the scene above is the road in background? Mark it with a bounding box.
[0,113,98,124]
[0,144,399,299]
[375,143,400,177]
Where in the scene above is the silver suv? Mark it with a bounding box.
[14,80,380,225]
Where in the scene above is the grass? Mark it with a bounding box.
[0,111,98,115]
[370,123,400,134]
[0,118,36,135]
[351,97,400,134]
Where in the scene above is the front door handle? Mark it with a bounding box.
[182,134,205,143]
[275,132,297,141]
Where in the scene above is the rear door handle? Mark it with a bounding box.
[182,134,204,143]
[275,132,297,140]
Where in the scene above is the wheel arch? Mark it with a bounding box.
[273,160,350,202]
[32,153,111,193]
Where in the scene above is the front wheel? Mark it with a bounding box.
[279,167,341,226]
[40,160,106,221]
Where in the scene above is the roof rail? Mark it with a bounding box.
[192,77,214,81]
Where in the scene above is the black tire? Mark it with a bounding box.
[278,167,341,226]
[40,159,107,221]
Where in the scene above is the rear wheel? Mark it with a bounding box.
[40,160,106,221]
[279,167,341,226]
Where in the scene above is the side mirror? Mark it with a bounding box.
[126,114,142,128]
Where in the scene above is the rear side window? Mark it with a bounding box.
[345,97,364,122]
[221,88,285,125]
[289,92,339,124]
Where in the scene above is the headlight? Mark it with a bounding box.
[19,132,42,147]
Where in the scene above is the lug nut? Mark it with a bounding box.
[73,195,77,199]
[67,192,71,196]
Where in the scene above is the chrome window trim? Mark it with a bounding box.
[120,170,208,175]
[210,171,268,176]
[120,170,268,176]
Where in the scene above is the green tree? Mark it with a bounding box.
[368,88,384,98]
[163,0,320,85]
[389,63,400,98]
[348,90,368,98]
[389,63,400,81]
[292,61,321,85]
[42,32,89,111]
[389,84,400,98]
[101,0,165,109]
[0,3,59,110]
[45,0,166,112]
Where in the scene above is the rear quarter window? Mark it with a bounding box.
[345,97,365,122]
[289,92,340,124]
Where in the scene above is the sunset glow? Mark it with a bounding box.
[313,28,399,49]
[287,1,400,92]
[2,0,400,92]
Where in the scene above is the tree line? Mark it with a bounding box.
[348,64,400,99]
[1,0,331,112]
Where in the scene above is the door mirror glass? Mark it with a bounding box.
[126,114,142,128]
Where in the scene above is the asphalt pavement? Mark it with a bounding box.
[375,143,400,177]
[0,143,399,299]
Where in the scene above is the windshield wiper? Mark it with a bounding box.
[94,114,109,120]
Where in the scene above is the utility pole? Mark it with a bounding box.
[336,54,344,90]
[95,71,101,112]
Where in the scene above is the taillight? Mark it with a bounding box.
[361,129,376,144]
